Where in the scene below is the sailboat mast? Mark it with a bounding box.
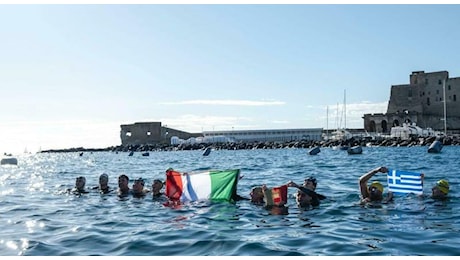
[443,79,447,135]
[336,102,340,130]
[344,89,346,130]
[326,106,329,139]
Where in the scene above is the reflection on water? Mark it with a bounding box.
[0,147,459,255]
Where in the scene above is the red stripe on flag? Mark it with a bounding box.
[165,169,184,201]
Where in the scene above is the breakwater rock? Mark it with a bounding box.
[39,135,460,154]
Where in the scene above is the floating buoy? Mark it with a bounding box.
[308,146,321,155]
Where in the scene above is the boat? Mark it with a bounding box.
[128,151,134,156]
[347,145,362,155]
[1,155,18,165]
[308,146,321,155]
[428,140,443,153]
[142,152,150,156]
[390,123,442,140]
[330,129,353,142]
[203,147,212,156]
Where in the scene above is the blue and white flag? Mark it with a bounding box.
[387,169,423,195]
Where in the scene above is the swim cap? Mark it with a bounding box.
[436,179,449,194]
[369,181,383,193]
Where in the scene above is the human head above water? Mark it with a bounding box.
[304,176,317,189]
[99,173,109,185]
[250,186,264,203]
[152,179,163,194]
[432,179,449,198]
[118,174,129,188]
[296,189,312,208]
[118,174,128,181]
[436,179,449,194]
[131,178,145,195]
[134,178,145,186]
[368,181,384,201]
[369,181,383,193]
[75,176,86,190]
[152,179,163,187]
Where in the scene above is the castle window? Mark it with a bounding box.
[448,85,451,90]
[427,97,430,106]
[381,120,388,132]
[408,89,412,97]
[438,79,442,85]
[454,95,457,102]
[414,78,418,84]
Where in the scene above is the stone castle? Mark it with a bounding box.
[363,70,460,133]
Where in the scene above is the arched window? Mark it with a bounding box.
[369,121,376,132]
[381,120,388,133]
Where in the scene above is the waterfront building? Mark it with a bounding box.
[202,128,323,143]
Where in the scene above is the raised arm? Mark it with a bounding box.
[287,181,321,206]
[359,166,388,198]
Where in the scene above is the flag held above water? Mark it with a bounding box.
[387,169,423,195]
[165,168,240,202]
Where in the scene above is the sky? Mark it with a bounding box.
[2,3,460,155]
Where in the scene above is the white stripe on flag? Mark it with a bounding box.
[387,169,423,195]
[181,172,211,202]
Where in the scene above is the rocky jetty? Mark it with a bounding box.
[39,135,460,154]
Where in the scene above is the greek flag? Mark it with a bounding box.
[387,169,423,195]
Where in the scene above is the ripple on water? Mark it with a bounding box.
[1,147,460,255]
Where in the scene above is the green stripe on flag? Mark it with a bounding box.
[209,169,239,201]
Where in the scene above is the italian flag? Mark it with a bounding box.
[165,169,240,202]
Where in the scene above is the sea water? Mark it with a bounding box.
[0,146,459,256]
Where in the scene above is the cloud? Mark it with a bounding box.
[158,114,254,133]
[271,120,290,124]
[159,99,285,106]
